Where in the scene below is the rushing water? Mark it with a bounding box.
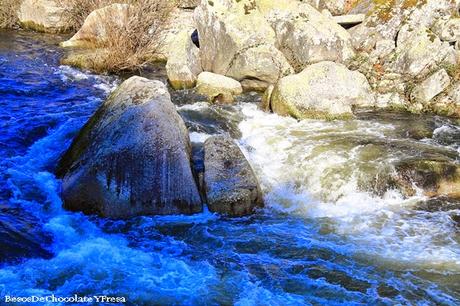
[0,30,459,305]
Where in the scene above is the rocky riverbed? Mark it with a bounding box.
[1,0,460,304]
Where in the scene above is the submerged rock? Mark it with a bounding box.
[196,72,243,104]
[391,158,460,199]
[270,61,374,120]
[57,76,202,218]
[18,0,68,33]
[204,136,263,217]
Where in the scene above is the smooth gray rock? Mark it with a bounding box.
[204,136,263,217]
[57,76,202,219]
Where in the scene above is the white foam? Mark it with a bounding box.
[189,132,212,143]
[237,103,460,269]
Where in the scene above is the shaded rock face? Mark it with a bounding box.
[178,0,199,9]
[57,76,202,219]
[204,136,263,217]
[270,61,374,119]
[18,0,68,33]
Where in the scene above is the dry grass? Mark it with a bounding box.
[61,0,176,73]
[0,0,21,29]
[57,0,126,32]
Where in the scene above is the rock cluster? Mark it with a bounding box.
[13,0,460,216]
[57,76,263,218]
[19,0,459,118]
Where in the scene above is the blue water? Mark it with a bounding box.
[0,30,459,305]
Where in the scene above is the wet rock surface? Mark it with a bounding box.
[203,136,263,217]
[57,76,202,218]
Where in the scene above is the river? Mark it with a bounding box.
[0,30,459,305]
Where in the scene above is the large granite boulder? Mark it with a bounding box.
[57,76,202,218]
[18,0,68,33]
[270,61,374,120]
[204,136,263,217]
[166,29,202,89]
[194,0,293,89]
[259,0,355,69]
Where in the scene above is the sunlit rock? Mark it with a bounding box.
[196,72,243,104]
[156,8,197,61]
[394,27,457,78]
[18,0,68,33]
[61,4,129,48]
[350,0,456,52]
[259,0,355,69]
[204,136,263,217]
[194,0,293,88]
[433,17,460,42]
[57,76,202,218]
[166,30,202,89]
[270,61,374,120]
[411,69,451,104]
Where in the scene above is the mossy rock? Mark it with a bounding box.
[392,158,460,198]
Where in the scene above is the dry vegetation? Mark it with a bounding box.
[0,0,20,29]
[57,0,126,32]
[60,0,176,73]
